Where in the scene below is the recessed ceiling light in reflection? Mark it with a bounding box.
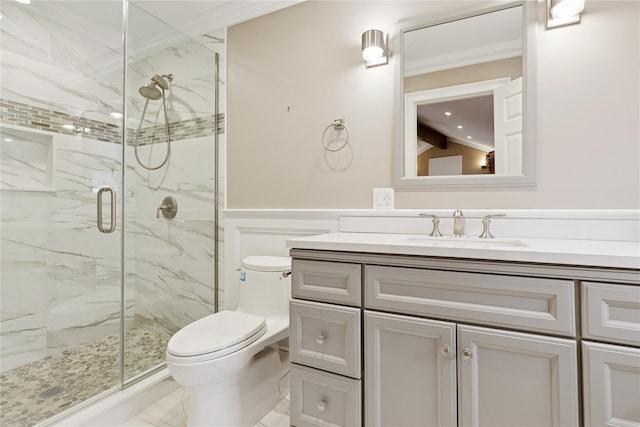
[444,112,452,116]
[457,125,463,129]
[4,138,13,142]
[15,0,31,4]
[110,112,123,119]
[466,136,472,139]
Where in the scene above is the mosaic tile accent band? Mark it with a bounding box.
[0,98,224,144]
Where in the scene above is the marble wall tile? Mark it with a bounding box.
[182,220,216,261]
[0,226,48,272]
[1,128,218,371]
[46,286,134,352]
[0,1,123,123]
[0,315,48,372]
[0,127,53,190]
[133,257,215,332]
[1,1,221,374]
[0,268,52,322]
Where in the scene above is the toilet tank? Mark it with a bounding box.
[236,256,291,318]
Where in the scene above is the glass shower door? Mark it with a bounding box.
[0,0,219,423]
[122,2,218,383]
[0,1,125,425]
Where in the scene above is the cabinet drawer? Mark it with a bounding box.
[292,259,361,306]
[582,282,640,346]
[290,364,361,427]
[290,300,361,378]
[365,265,576,336]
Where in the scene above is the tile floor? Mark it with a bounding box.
[118,388,290,427]
[0,328,170,427]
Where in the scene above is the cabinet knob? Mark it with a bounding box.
[317,400,327,412]
[440,344,452,356]
[316,334,326,345]
[462,348,473,360]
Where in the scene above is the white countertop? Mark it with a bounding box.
[286,232,640,270]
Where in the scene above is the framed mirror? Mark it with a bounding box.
[393,1,538,188]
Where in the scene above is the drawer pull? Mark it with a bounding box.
[462,348,473,360]
[316,334,327,345]
[317,400,327,412]
[440,344,452,356]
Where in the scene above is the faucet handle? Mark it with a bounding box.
[478,213,506,239]
[156,205,167,219]
[419,213,443,237]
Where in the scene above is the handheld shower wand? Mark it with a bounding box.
[134,73,174,170]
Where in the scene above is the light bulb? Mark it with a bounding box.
[362,46,384,62]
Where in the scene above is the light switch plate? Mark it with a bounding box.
[373,188,394,210]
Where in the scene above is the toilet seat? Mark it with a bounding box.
[166,311,267,364]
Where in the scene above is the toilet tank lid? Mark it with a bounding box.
[241,255,291,272]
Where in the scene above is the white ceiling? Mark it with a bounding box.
[417,95,494,151]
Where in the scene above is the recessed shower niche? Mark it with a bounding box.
[0,126,55,191]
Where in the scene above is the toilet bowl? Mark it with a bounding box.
[166,255,291,427]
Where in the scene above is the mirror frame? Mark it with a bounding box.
[393,0,538,189]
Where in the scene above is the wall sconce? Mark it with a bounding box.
[362,29,388,67]
[547,0,585,29]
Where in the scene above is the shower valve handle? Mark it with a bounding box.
[156,196,178,219]
[156,205,168,219]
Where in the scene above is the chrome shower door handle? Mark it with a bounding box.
[97,186,116,233]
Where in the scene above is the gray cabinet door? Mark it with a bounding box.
[582,341,640,426]
[458,325,579,427]
[364,310,457,427]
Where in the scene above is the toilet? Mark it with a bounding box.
[166,255,292,427]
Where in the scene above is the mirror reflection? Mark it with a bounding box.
[399,4,534,184]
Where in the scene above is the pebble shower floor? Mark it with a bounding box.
[0,328,171,427]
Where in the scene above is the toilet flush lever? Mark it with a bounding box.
[282,271,292,278]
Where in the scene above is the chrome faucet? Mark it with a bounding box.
[452,210,465,237]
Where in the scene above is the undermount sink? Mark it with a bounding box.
[406,235,528,248]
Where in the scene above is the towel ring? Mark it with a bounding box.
[322,118,350,152]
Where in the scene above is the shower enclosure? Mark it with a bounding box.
[0,1,219,425]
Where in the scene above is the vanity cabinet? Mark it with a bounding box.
[290,260,363,427]
[365,312,579,427]
[581,282,640,426]
[288,251,639,427]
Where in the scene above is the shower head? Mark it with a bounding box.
[139,82,163,100]
[151,74,170,90]
[138,73,173,100]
